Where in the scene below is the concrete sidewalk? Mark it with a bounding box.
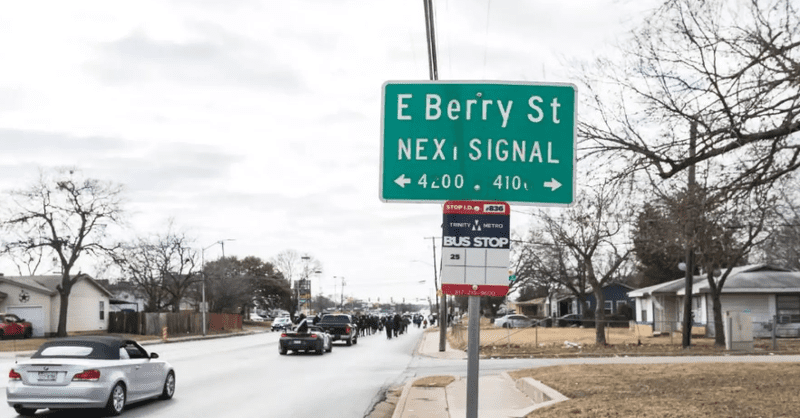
[393,329,546,418]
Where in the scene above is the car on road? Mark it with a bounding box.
[271,316,293,332]
[279,322,332,355]
[6,336,175,416]
[0,313,33,339]
[316,314,358,346]
[494,314,534,328]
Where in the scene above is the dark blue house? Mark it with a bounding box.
[551,283,636,318]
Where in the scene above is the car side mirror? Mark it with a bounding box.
[150,352,159,359]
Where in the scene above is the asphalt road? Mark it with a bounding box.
[0,326,423,418]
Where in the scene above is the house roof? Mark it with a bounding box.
[0,274,113,298]
[628,264,800,297]
[554,282,637,301]
[0,276,58,296]
[678,264,800,295]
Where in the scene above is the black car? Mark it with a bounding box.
[556,314,584,327]
[279,323,332,355]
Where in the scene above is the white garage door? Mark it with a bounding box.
[7,306,45,337]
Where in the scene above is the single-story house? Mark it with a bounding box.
[512,297,547,318]
[546,283,637,319]
[0,273,113,337]
[629,264,800,338]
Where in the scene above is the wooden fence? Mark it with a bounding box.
[108,311,242,336]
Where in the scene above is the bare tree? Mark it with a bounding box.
[0,168,125,337]
[270,250,322,318]
[529,185,633,344]
[114,222,198,312]
[580,0,800,192]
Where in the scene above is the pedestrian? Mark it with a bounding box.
[393,314,401,337]
[385,318,393,339]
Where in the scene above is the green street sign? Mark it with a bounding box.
[380,81,576,205]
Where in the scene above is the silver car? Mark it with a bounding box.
[7,336,175,416]
[494,314,534,328]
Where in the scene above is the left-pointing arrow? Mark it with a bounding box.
[394,174,411,188]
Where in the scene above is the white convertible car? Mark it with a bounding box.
[7,336,175,416]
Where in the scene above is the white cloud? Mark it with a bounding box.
[0,0,657,302]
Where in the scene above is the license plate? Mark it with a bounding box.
[38,371,57,381]
[293,340,302,344]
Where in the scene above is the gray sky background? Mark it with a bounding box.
[0,0,659,304]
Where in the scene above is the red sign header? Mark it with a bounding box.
[442,201,510,215]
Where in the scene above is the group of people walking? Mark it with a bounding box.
[306,312,438,341]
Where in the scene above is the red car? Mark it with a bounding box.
[0,314,32,339]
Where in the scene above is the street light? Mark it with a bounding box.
[201,239,235,336]
[333,276,345,311]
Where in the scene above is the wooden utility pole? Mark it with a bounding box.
[682,121,697,348]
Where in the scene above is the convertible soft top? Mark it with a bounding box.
[31,336,136,360]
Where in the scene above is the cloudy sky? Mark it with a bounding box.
[0,0,658,304]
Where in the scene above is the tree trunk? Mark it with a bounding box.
[712,291,725,346]
[594,289,607,345]
[56,282,72,337]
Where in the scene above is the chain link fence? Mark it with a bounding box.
[447,317,800,354]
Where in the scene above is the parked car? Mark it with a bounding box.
[555,314,584,327]
[248,313,266,322]
[494,314,534,328]
[0,313,32,339]
[6,336,175,416]
[278,321,332,355]
[271,316,293,332]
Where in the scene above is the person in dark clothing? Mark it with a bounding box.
[312,314,320,325]
[385,317,393,339]
[392,314,401,338]
[296,318,309,334]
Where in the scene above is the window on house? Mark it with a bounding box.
[641,309,648,322]
[617,301,628,311]
[604,301,613,315]
[99,301,104,320]
[777,295,800,324]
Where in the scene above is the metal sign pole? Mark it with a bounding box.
[466,295,480,418]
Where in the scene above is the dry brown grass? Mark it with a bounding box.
[411,375,456,388]
[509,363,800,417]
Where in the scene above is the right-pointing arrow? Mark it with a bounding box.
[544,178,562,191]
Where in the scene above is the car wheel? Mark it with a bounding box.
[326,341,332,353]
[502,323,509,328]
[23,328,32,339]
[13,406,37,416]
[346,336,352,346]
[316,342,324,355]
[104,383,126,416]
[353,337,358,345]
[159,371,176,400]
[279,345,287,355]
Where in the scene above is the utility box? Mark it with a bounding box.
[724,311,753,352]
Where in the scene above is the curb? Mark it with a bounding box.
[390,381,415,418]
[514,375,569,412]
[0,328,266,357]
[139,329,264,346]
